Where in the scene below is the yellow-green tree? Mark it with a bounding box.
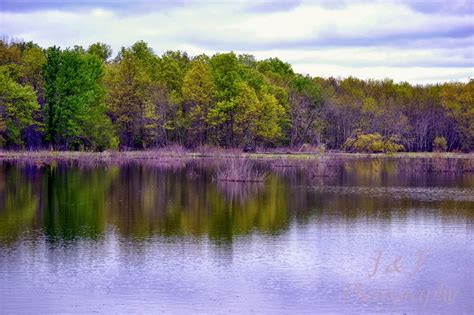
[182,60,214,145]
[234,82,284,148]
[441,80,474,151]
[0,69,40,148]
[105,47,153,148]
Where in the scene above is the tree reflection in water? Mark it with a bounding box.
[0,158,472,244]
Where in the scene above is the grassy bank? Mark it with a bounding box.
[0,148,473,161]
[1,148,473,174]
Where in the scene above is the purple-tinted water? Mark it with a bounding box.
[0,159,472,313]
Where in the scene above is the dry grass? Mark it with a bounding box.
[1,147,473,174]
[216,158,267,182]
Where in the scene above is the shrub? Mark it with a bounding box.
[216,158,266,182]
[343,133,404,153]
[432,136,448,152]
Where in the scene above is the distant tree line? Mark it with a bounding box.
[0,39,472,152]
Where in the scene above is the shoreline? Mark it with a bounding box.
[1,149,473,161]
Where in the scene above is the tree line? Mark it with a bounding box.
[0,39,472,152]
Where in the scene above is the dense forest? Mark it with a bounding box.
[0,39,472,152]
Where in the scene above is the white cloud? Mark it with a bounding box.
[0,0,472,84]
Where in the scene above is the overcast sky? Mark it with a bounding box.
[1,0,473,84]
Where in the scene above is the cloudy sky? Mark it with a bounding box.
[1,0,473,84]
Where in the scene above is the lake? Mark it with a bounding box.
[0,157,473,313]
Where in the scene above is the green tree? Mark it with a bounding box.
[157,50,190,143]
[0,69,40,147]
[0,39,21,65]
[182,60,215,145]
[43,48,116,150]
[257,57,294,86]
[1,38,473,153]
[234,82,284,148]
[234,81,260,146]
[106,49,150,148]
[254,92,284,144]
[87,42,112,63]
[208,52,243,146]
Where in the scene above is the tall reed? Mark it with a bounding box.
[216,158,266,182]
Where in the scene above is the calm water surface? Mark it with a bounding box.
[0,158,473,313]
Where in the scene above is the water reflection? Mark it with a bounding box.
[1,159,472,244]
[0,164,40,240]
[0,158,473,313]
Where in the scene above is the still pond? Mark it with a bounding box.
[0,157,472,313]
